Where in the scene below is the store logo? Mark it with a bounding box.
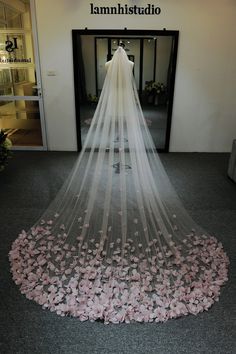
[1,36,31,63]
[90,3,161,15]
[5,37,18,52]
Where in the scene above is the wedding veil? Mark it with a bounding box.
[9,46,229,323]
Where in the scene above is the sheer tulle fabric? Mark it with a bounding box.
[9,47,229,323]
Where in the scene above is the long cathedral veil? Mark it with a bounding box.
[9,46,229,323]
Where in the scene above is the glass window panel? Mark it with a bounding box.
[0,3,5,21]
[0,32,34,64]
[0,33,6,50]
[143,38,155,90]
[1,0,31,30]
[96,38,108,94]
[0,68,37,96]
[0,68,13,95]
[5,7,22,28]
[12,68,27,83]
[0,100,42,146]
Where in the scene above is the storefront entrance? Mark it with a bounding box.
[0,0,46,149]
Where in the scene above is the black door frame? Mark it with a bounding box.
[72,29,179,152]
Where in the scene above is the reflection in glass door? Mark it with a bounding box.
[94,36,171,150]
[75,31,178,152]
[111,38,140,89]
[0,0,46,148]
[95,38,141,97]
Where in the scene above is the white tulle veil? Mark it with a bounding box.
[9,46,229,323]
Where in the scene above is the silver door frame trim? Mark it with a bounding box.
[30,0,48,151]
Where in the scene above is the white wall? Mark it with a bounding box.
[35,0,236,152]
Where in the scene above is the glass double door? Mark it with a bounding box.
[0,0,46,148]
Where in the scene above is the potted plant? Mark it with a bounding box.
[87,94,99,105]
[0,130,12,171]
[144,81,166,105]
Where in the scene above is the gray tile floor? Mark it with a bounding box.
[0,151,235,354]
[80,103,167,149]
